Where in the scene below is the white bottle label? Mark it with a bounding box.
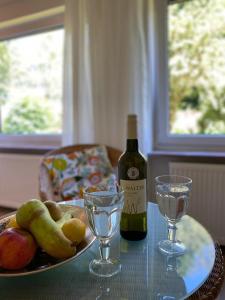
[120,179,147,214]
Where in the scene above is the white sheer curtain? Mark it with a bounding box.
[63,0,153,154]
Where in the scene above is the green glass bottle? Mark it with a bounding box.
[119,114,147,240]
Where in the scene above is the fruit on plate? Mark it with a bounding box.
[0,228,37,270]
[44,200,62,221]
[5,215,20,229]
[16,199,76,259]
[56,209,74,228]
[62,218,86,245]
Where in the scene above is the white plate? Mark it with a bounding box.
[0,204,95,277]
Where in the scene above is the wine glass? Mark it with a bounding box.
[83,184,124,277]
[155,175,192,256]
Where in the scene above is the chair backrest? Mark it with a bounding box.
[39,144,122,202]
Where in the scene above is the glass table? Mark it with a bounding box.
[0,201,215,300]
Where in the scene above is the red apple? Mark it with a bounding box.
[0,228,37,270]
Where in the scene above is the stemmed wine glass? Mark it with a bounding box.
[83,184,124,277]
[155,175,192,256]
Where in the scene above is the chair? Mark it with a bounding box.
[39,144,122,202]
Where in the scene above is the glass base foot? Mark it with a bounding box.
[158,240,186,256]
[89,259,121,277]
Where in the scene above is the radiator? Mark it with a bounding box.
[0,154,43,209]
[169,162,225,244]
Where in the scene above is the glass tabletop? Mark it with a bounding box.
[0,201,215,300]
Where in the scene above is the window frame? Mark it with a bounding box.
[0,4,64,150]
[153,0,225,152]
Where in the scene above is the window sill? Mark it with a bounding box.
[150,150,225,158]
[0,134,61,154]
[0,146,57,155]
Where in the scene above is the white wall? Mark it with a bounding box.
[0,0,64,23]
[0,154,43,209]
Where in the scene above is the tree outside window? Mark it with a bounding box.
[169,0,225,135]
[0,28,64,135]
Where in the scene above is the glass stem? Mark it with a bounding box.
[99,240,110,261]
[168,222,177,243]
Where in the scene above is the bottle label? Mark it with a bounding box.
[127,167,139,179]
[120,179,147,214]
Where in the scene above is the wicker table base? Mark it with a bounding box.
[189,243,225,300]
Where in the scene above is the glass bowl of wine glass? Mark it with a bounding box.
[83,184,124,277]
[155,175,192,256]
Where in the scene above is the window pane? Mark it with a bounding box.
[0,28,64,135]
[168,0,225,135]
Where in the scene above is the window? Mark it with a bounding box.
[0,2,64,149]
[154,0,225,151]
[0,29,63,135]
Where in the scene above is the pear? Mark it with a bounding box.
[16,199,76,259]
[56,211,73,228]
[44,200,62,221]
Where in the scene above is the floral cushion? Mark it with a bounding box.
[43,145,116,201]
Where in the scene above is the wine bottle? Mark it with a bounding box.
[118,114,147,240]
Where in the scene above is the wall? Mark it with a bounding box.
[0,154,43,208]
[148,151,225,202]
[0,0,64,23]
[148,151,225,243]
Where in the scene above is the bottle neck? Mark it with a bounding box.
[126,114,138,151]
[126,139,139,152]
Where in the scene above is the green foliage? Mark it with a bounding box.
[179,87,200,110]
[198,87,225,133]
[0,42,10,104]
[3,97,59,134]
[169,0,225,134]
[0,30,63,134]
